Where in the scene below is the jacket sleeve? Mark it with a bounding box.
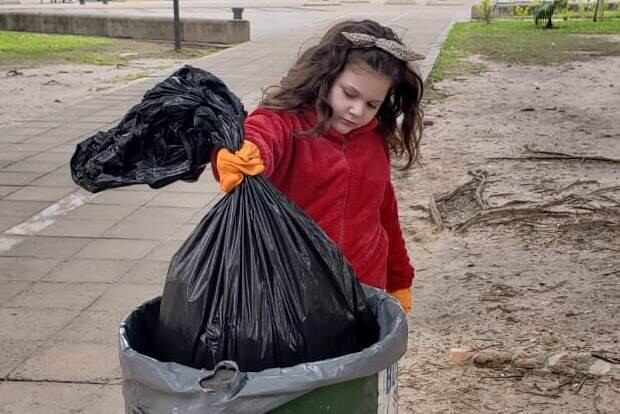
[381,180,415,291]
[243,108,294,178]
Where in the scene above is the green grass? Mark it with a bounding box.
[0,31,123,66]
[111,70,150,83]
[431,18,620,82]
[0,31,113,54]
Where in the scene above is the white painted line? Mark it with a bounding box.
[4,190,98,237]
[0,237,22,252]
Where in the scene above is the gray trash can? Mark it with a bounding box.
[119,286,408,414]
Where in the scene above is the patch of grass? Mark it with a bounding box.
[67,51,125,66]
[0,31,219,68]
[0,31,114,54]
[0,31,122,66]
[431,18,620,82]
[111,70,150,83]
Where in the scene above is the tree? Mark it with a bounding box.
[535,0,568,29]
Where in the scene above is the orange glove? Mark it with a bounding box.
[389,288,412,313]
[216,141,265,192]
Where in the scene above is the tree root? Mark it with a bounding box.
[487,144,620,164]
[430,176,620,233]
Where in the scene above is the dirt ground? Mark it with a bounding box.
[0,41,216,127]
[397,56,620,413]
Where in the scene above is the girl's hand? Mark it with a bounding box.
[388,288,412,313]
[216,141,265,192]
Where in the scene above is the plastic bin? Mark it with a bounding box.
[119,286,407,414]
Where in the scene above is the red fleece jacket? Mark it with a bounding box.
[243,108,414,291]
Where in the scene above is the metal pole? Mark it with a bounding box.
[173,0,181,51]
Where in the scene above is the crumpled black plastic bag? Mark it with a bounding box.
[70,65,245,192]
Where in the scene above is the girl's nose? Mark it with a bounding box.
[348,102,363,117]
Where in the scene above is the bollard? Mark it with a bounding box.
[232,7,244,20]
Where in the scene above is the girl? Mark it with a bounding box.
[215,19,423,312]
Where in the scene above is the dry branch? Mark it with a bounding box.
[428,195,444,231]
[486,145,620,164]
[591,350,620,364]
[470,170,490,209]
[453,207,575,233]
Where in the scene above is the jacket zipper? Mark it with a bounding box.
[338,138,349,245]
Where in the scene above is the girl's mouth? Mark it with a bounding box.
[342,118,357,128]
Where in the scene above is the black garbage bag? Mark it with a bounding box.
[157,174,379,372]
[70,65,244,192]
[150,68,379,372]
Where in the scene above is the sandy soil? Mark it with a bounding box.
[396,56,620,413]
[0,46,214,127]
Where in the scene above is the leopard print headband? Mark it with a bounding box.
[341,32,422,62]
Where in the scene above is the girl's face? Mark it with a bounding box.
[327,63,392,135]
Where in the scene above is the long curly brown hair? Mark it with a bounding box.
[261,20,424,169]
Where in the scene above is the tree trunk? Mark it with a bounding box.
[593,0,603,22]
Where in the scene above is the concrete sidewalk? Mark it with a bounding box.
[0,2,472,412]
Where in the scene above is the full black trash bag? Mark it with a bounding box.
[157,174,379,372]
[149,68,379,372]
[70,65,244,192]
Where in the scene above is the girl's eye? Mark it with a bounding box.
[343,88,356,98]
[367,103,379,110]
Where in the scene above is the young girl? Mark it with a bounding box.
[215,19,423,312]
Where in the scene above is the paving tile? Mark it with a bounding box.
[49,144,75,154]
[121,260,169,285]
[86,384,125,414]
[0,380,103,413]
[0,134,23,144]
[0,127,51,137]
[0,171,42,186]
[3,161,63,174]
[87,189,157,205]
[0,217,24,232]
[38,218,116,237]
[5,142,58,152]
[0,307,78,341]
[144,240,183,261]
[4,186,74,202]
[29,170,78,187]
[0,236,88,258]
[0,151,38,162]
[0,257,61,281]
[75,238,158,260]
[148,191,217,208]
[5,281,108,310]
[0,281,31,306]
[123,206,199,223]
[90,283,162,315]
[170,223,198,241]
[163,178,220,193]
[9,342,119,383]
[24,135,75,145]
[62,204,138,221]
[0,200,49,218]
[0,339,43,379]
[43,258,135,283]
[23,152,70,163]
[102,219,183,240]
[56,310,125,346]
[0,186,18,198]
[188,195,224,224]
